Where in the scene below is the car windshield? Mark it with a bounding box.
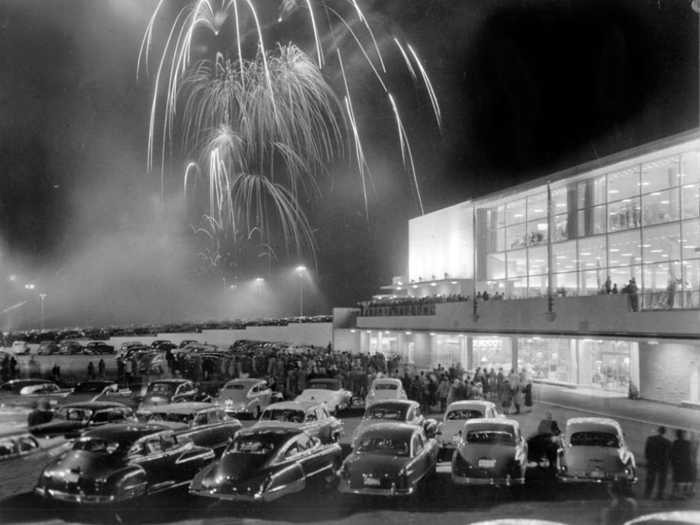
[228,437,276,455]
[72,383,104,393]
[466,430,515,445]
[570,431,620,447]
[308,382,339,390]
[374,383,398,391]
[55,408,95,422]
[260,409,305,423]
[148,383,175,395]
[366,408,405,420]
[73,438,121,454]
[447,409,484,421]
[357,437,409,457]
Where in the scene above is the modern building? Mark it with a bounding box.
[334,130,700,408]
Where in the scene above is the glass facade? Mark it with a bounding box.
[484,147,700,308]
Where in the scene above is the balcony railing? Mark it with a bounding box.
[359,304,436,317]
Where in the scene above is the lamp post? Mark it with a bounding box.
[296,266,306,317]
[39,294,46,330]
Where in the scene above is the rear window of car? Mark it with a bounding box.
[375,383,398,390]
[366,408,404,420]
[466,430,515,445]
[224,383,246,390]
[73,438,121,454]
[309,382,339,390]
[447,409,484,421]
[229,437,276,455]
[148,384,174,394]
[260,409,305,423]
[570,431,620,447]
[357,437,409,457]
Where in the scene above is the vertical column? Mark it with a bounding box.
[466,335,474,370]
[569,339,578,386]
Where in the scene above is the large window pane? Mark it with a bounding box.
[554,272,578,296]
[528,246,548,276]
[577,176,606,209]
[609,267,638,296]
[579,237,607,271]
[489,205,506,229]
[642,223,681,263]
[506,199,526,226]
[641,155,680,193]
[681,220,700,260]
[681,182,700,219]
[642,261,683,309]
[682,258,700,308]
[607,166,640,201]
[487,253,506,280]
[551,186,570,215]
[507,249,527,278]
[506,278,527,299]
[553,241,577,273]
[507,223,527,250]
[527,192,548,221]
[578,206,607,237]
[681,151,700,186]
[608,198,641,231]
[552,213,570,242]
[528,275,548,298]
[527,219,549,246]
[582,269,605,295]
[608,230,641,268]
[641,188,679,226]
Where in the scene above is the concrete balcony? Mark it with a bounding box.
[356,295,700,340]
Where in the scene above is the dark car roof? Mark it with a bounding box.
[237,425,305,441]
[70,380,115,392]
[59,401,129,410]
[80,422,170,443]
[357,422,421,439]
[148,379,192,386]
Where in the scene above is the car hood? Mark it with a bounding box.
[44,450,123,481]
[344,453,412,477]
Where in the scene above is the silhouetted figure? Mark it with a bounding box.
[644,426,671,499]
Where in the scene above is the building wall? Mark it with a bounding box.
[639,341,700,404]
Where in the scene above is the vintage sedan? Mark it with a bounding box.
[556,417,637,484]
[451,418,528,486]
[146,402,243,455]
[136,379,206,419]
[213,377,274,419]
[190,426,342,502]
[623,511,700,524]
[339,422,439,496]
[62,380,120,404]
[436,400,501,459]
[0,426,71,500]
[30,401,136,438]
[254,401,344,444]
[295,378,353,415]
[351,400,437,448]
[364,377,408,407]
[35,422,216,504]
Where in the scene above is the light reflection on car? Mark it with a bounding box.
[556,417,637,485]
[29,401,136,438]
[436,400,501,460]
[351,400,436,448]
[190,426,342,502]
[295,378,353,415]
[255,401,344,444]
[338,422,439,497]
[451,419,528,487]
[364,378,407,407]
[213,378,274,419]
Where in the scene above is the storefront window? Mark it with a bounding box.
[552,214,569,242]
[554,272,578,296]
[681,151,700,186]
[682,258,700,308]
[607,166,640,201]
[642,261,683,309]
[487,252,506,280]
[581,269,605,295]
[553,241,577,273]
[681,220,700,260]
[577,176,606,209]
[579,339,631,393]
[681,182,700,219]
[507,249,527,278]
[551,186,569,215]
[527,192,548,221]
[608,198,641,231]
[608,267,636,294]
[578,205,607,236]
[642,223,681,263]
[528,246,548,276]
[506,199,526,226]
[528,275,548,298]
[641,156,680,193]
[527,219,548,246]
[518,338,572,383]
[506,277,527,299]
[473,338,509,372]
[579,236,606,272]
[608,230,641,268]
[506,223,527,250]
[642,188,679,226]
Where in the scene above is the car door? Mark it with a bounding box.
[130,432,176,490]
[294,433,330,479]
[258,382,272,408]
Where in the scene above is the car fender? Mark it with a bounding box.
[267,461,305,495]
[111,467,148,499]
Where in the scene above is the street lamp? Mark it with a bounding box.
[296,266,306,317]
[39,294,46,330]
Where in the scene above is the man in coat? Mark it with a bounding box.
[644,426,672,500]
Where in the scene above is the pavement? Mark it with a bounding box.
[533,382,700,434]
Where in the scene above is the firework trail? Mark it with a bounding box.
[139,0,441,264]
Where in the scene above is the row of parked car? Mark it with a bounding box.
[9,339,116,356]
[0,369,639,508]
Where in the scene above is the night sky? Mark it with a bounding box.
[0,0,697,329]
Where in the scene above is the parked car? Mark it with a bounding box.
[136,379,207,419]
[1,379,57,395]
[29,401,136,438]
[19,381,64,396]
[364,377,408,407]
[35,422,216,504]
[295,378,353,415]
[36,341,60,355]
[623,512,700,525]
[84,341,115,354]
[436,400,501,459]
[62,380,120,404]
[10,340,30,355]
[339,422,439,496]
[190,426,342,502]
[146,402,243,456]
[556,417,637,485]
[138,352,167,376]
[178,339,199,349]
[58,341,84,355]
[351,400,437,448]
[451,418,528,486]
[0,426,71,500]
[213,377,276,419]
[150,339,173,349]
[254,401,344,444]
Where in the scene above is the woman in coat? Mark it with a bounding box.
[671,429,693,499]
[499,378,513,415]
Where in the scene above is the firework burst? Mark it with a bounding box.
[139,0,441,264]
